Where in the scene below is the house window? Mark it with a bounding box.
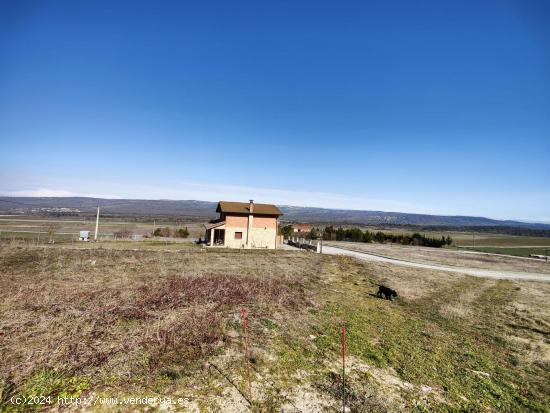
[235,232,243,239]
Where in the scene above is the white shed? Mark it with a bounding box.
[79,231,90,241]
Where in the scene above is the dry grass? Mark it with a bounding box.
[1,241,549,412]
[136,274,307,311]
[0,243,317,400]
[0,217,206,239]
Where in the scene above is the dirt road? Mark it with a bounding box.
[321,244,550,282]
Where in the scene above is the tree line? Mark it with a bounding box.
[280,225,452,248]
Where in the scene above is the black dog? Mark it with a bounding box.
[377,285,398,300]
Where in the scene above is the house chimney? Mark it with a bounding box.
[246,200,254,247]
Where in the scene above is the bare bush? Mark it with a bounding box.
[114,228,132,239]
[46,223,60,243]
[144,307,225,366]
[136,274,308,310]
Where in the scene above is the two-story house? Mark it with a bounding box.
[204,200,282,249]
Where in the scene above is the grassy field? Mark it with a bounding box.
[459,246,550,258]
[452,236,550,247]
[1,240,549,412]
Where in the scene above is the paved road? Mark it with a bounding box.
[320,244,550,282]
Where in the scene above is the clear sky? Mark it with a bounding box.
[1,1,549,222]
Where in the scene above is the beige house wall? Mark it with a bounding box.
[248,226,277,248]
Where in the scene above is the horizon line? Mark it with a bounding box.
[1,193,549,226]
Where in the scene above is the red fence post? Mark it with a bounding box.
[242,305,252,402]
[342,325,346,412]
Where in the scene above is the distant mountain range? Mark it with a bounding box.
[1,196,549,230]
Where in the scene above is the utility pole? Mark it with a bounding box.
[94,205,100,241]
[472,231,475,248]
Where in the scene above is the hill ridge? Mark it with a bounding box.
[1,196,548,229]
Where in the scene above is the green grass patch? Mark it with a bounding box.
[459,246,550,258]
[4,370,90,412]
[306,281,548,412]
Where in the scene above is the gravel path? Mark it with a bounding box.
[321,244,550,282]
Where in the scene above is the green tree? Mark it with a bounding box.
[308,227,319,240]
[411,233,423,246]
[323,226,335,240]
[279,225,294,237]
[374,231,386,243]
[362,230,373,243]
[348,228,363,242]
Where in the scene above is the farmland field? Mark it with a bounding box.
[3,216,550,250]
[458,246,550,258]
[452,235,550,247]
[0,216,205,242]
[1,240,549,412]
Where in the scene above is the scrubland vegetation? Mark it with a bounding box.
[1,241,549,412]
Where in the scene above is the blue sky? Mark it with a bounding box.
[1,0,549,222]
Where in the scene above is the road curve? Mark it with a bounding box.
[320,244,550,282]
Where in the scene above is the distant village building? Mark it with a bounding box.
[292,223,312,233]
[204,200,282,249]
[79,230,90,241]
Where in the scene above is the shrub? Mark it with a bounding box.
[174,227,189,238]
[153,227,171,237]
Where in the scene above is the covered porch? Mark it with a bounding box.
[204,221,226,246]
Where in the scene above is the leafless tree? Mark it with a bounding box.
[46,223,60,244]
